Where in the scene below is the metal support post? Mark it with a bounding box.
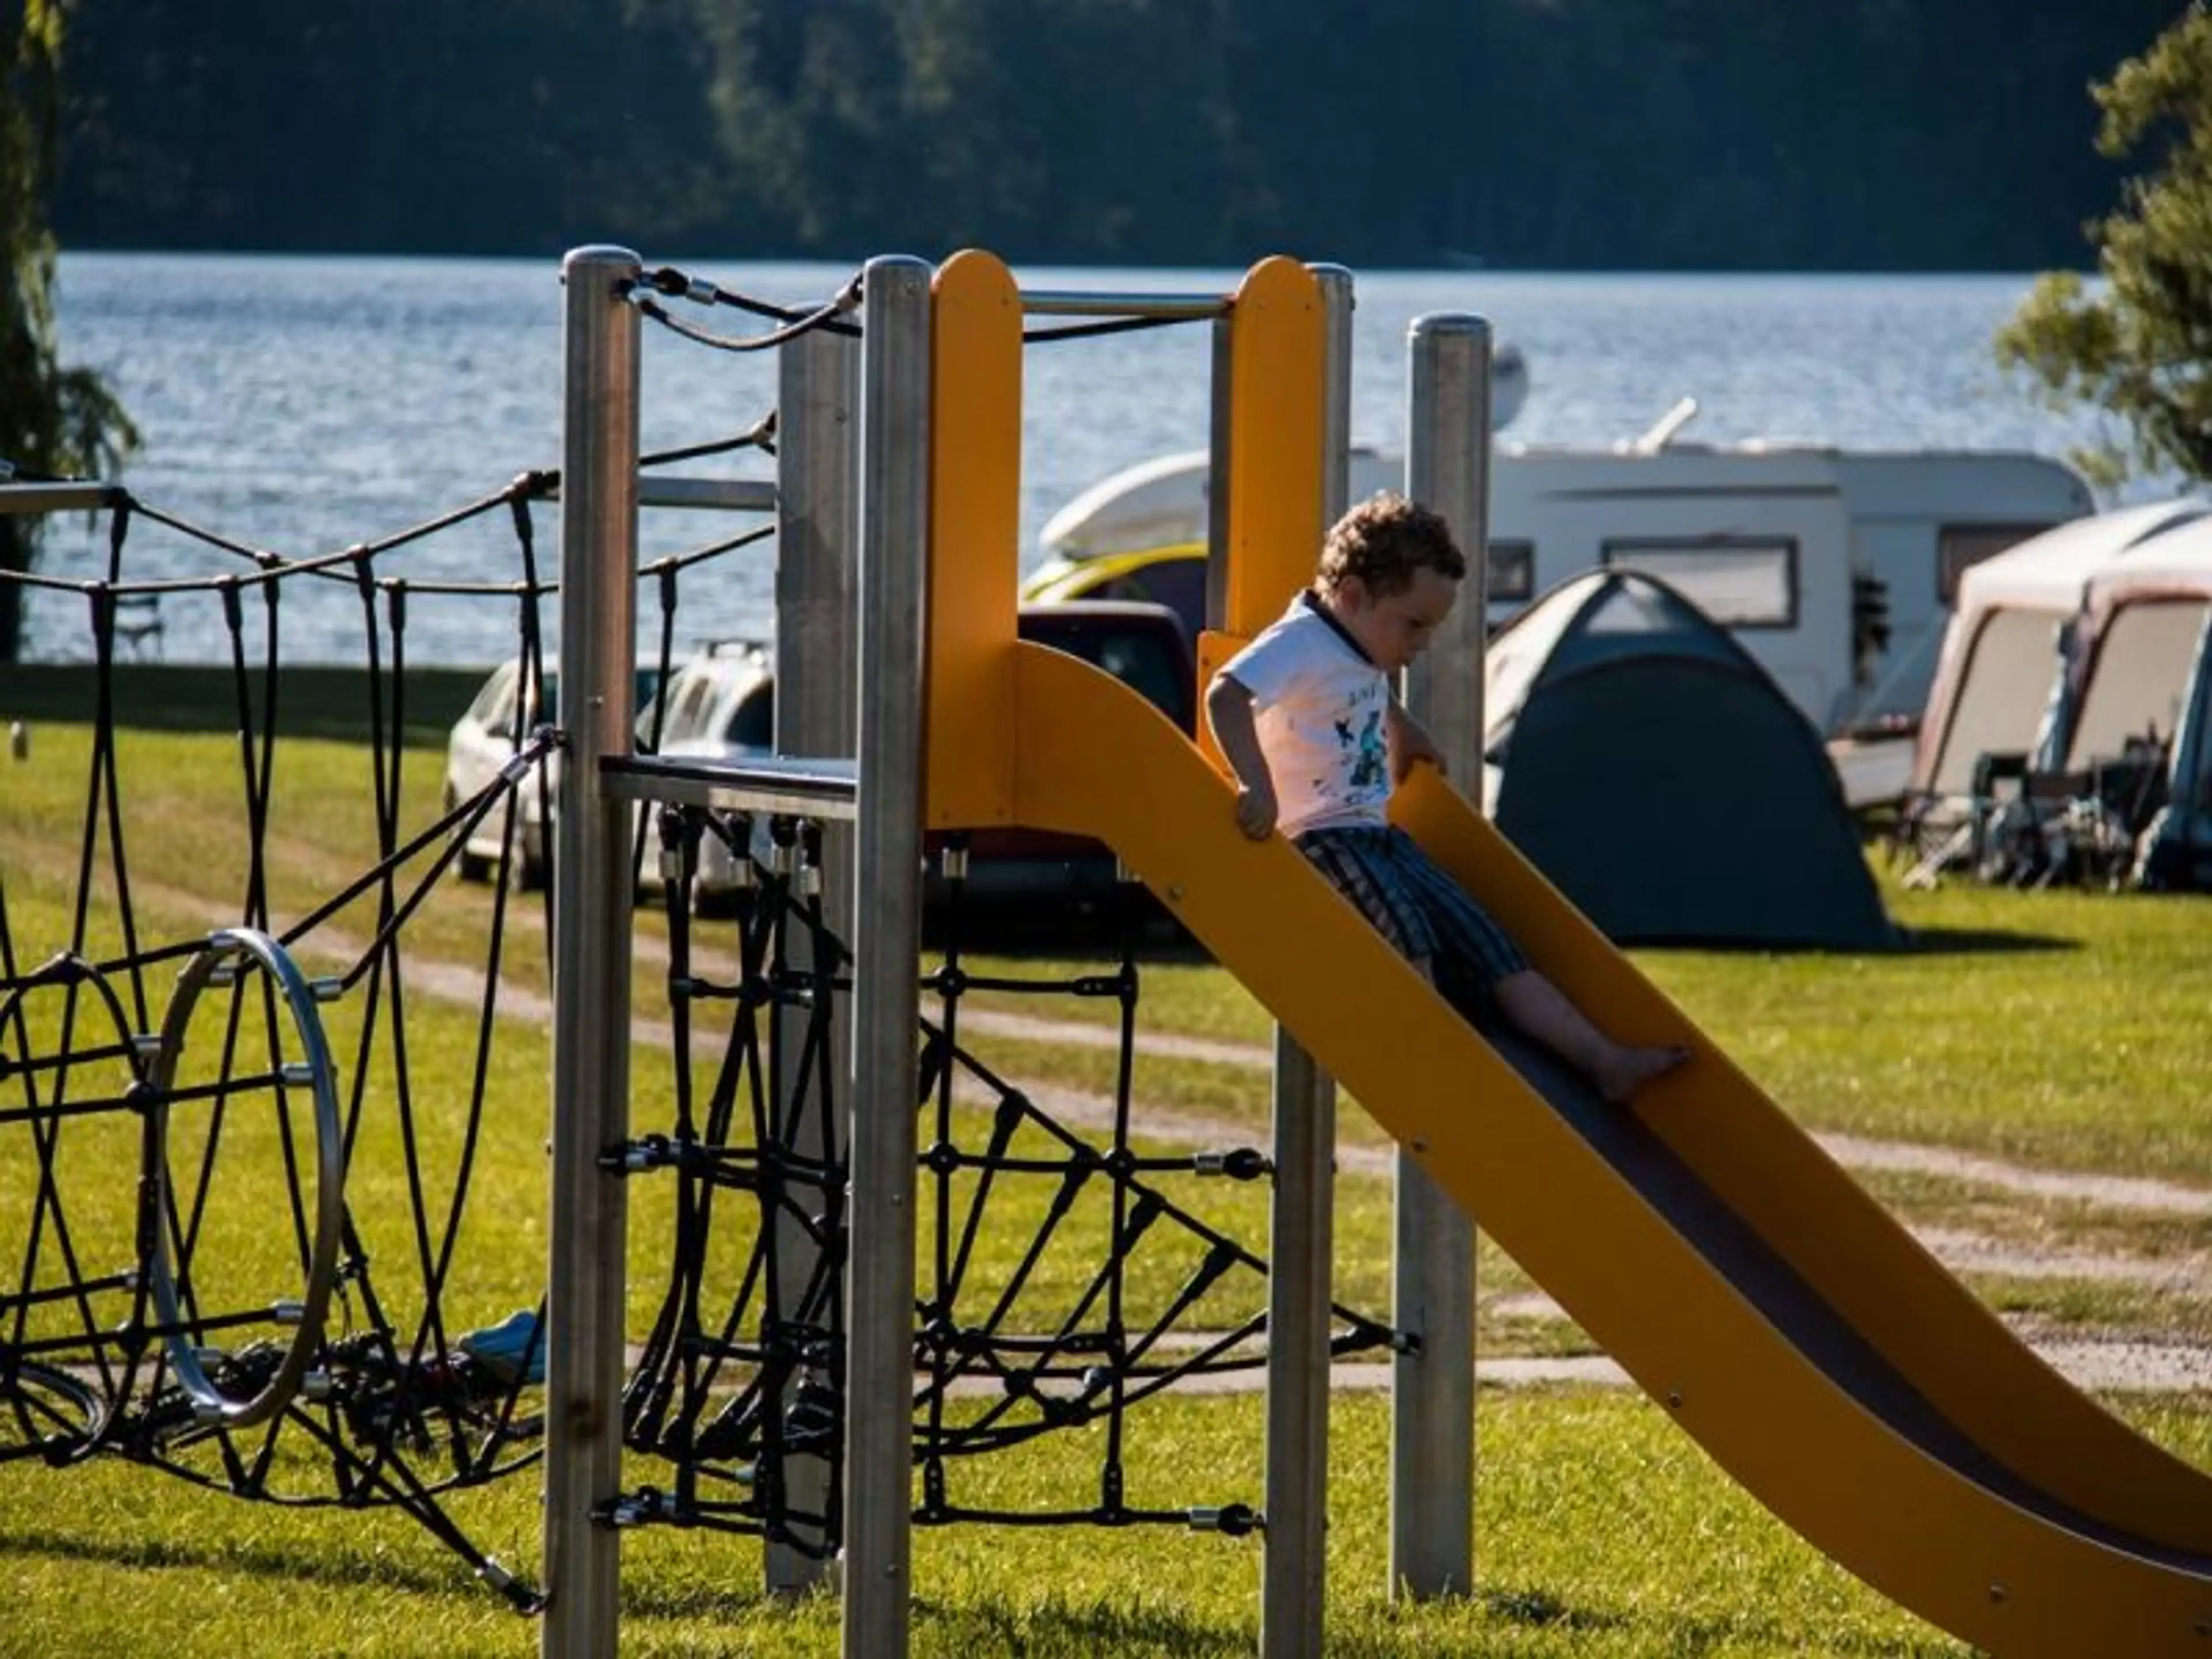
[840,255,933,1659]
[1258,263,1354,1659]
[1392,313,1494,1601]
[542,244,643,1658]
[769,324,862,1594]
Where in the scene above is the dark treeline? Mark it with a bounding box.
[50,0,2191,271]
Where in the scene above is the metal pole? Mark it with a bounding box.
[1312,267,1356,525]
[542,244,642,1658]
[1392,313,1493,1602]
[1257,263,1353,1659]
[840,254,932,1659]
[769,324,862,1596]
[1203,314,1234,633]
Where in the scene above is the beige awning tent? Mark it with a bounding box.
[1911,499,2211,800]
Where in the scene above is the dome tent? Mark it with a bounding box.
[1480,569,1895,949]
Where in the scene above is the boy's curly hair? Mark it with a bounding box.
[1316,492,1465,597]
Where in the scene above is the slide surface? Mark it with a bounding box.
[1012,641,2212,1658]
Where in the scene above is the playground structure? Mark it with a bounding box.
[9,245,2212,1659]
[548,247,2212,1657]
[540,248,1498,1657]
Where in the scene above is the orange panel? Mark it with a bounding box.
[925,249,1022,829]
[1191,628,1244,778]
[1219,257,1325,639]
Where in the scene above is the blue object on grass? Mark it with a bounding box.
[458,1308,546,1385]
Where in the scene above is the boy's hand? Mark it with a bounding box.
[1234,782,1278,840]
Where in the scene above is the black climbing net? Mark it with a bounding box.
[614,817,1397,1560]
[0,260,1399,1609]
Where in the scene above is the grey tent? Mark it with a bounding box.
[1480,569,1896,948]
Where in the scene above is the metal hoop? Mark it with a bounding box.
[142,929,345,1431]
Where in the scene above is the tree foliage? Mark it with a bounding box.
[2,0,135,660]
[50,0,2185,273]
[1998,3,2212,486]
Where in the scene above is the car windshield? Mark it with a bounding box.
[722,686,775,749]
[1021,618,1191,730]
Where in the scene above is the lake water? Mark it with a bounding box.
[28,252,2143,665]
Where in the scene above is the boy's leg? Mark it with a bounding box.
[1388,830,1687,1104]
[1493,971,1685,1104]
[1300,827,1684,1102]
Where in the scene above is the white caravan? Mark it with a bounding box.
[1033,414,2093,743]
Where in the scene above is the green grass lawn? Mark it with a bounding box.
[5,722,2212,1654]
[6,1385,2036,1657]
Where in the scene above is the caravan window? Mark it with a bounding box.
[1600,539,1797,628]
[1938,524,2055,604]
[1487,540,1534,601]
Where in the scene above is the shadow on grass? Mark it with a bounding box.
[620,1582,1250,1653]
[1338,1584,1956,1657]
[911,1592,1247,1656]
[1474,1583,1631,1633]
[0,1524,1963,1657]
[1894,924,2080,956]
[0,1523,493,1601]
[632,1577,1954,1657]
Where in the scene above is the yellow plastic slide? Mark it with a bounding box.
[1012,638,2212,1657]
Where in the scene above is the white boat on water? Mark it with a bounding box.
[1026,394,2094,809]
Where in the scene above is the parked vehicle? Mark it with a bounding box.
[444,657,664,887]
[452,608,1193,924]
[646,640,779,906]
[658,603,1195,921]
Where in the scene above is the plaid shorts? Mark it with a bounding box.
[1296,824,1529,1003]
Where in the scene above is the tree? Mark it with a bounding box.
[1997,3,2212,487]
[2,0,135,660]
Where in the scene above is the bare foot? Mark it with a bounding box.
[1594,1044,1691,1105]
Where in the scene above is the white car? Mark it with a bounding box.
[444,657,664,888]
[645,641,777,907]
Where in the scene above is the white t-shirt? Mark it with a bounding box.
[1217,592,1391,837]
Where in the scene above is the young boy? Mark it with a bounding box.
[1205,492,1687,1104]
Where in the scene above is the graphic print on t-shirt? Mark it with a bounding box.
[1337,709,1387,790]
